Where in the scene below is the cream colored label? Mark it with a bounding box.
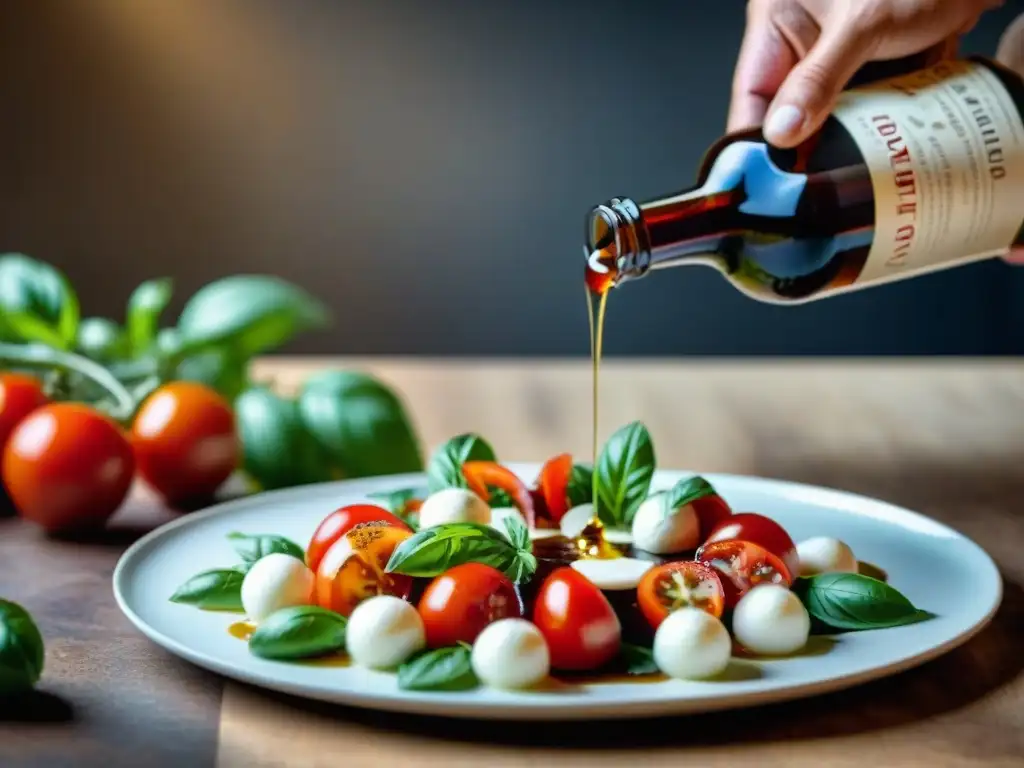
[832,60,1024,284]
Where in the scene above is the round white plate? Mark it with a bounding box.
[113,465,1002,720]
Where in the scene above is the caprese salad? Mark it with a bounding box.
[169,421,933,692]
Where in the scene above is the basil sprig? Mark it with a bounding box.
[227,532,304,565]
[385,521,536,583]
[794,573,934,631]
[426,434,496,493]
[594,421,656,527]
[248,606,348,660]
[169,569,245,611]
[397,644,479,691]
[0,599,46,695]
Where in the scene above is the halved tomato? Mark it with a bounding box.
[695,540,793,609]
[306,503,411,572]
[637,561,725,629]
[462,461,536,528]
[704,513,798,577]
[315,522,414,616]
[537,453,572,523]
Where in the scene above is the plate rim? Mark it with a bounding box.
[112,466,1004,721]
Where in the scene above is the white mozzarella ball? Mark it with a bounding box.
[417,488,491,529]
[732,584,810,656]
[571,557,653,591]
[796,536,858,577]
[345,595,425,669]
[631,495,700,554]
[471,618,550,690]
[652,607,732,680]
[559,503,596,538]
[241,552,315,623]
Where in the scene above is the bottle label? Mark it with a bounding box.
[832,60,1024,285]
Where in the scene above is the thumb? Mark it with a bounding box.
[763,26,877,148]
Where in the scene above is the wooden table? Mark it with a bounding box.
[2,357,1024,768]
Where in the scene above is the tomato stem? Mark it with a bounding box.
[0,342,137,423]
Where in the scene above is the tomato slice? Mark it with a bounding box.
[315,522,414,616]
[537,453,573,523]
[462,461,536,528]
[637,561,725,629]
[704,512,798,577]
[306,503,411,572]
[695,540,794,609]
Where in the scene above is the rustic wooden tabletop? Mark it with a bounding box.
[2,357,1023,768]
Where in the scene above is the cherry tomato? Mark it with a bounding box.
[696,540,794,609]
[315,522,414,616]
[0,373,48,452]
[637,561,726,629]
[3,403,134,533]
[462,461,536,527]
[704,512,798,576]
[306,503,411,572]
[418,563,523,647]
[132,381,238,505]
[692,494,733,543]
[537,453,572,523]
[532,566,621,671]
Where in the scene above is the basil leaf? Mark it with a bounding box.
[488,488,515,508]
[505,549,539,585]
[426,434,496,493]
[176,275,329,358]
[594,422,656,527]
[503,513,531,552]
[367,487,425,529]
[0,253,79,349]
[227,532,304,564]
[565,463,594,508]
[298,371,423,479]
[0,599,45,695]
[385,522,528,581]
[127,278,173,353]
[397,645,478,691]
[235,387,334,491]
[76,317,129,362]
[169,569,245,611]
[248,606,347,660]
[618,643,658,675]
[793,573,934,631]
[664,475,717,511]
[175,347,251,403]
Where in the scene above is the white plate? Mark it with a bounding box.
[113,465,1002,721]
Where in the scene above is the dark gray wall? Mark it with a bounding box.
[1,0,1023,356]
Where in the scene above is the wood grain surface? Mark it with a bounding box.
[3,357,1024,768]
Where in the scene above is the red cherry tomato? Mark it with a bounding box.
[418,563,523,647]
[3,403,134,533]
[537,453,572,523]
[696,540,794,609]
[637,561,726,629]
[131,381,238,505]
[0,373,48,452]
[315,523,414,616]
[692,494,733,543]
[532,566,621,671]
[306,503,411,572]
[705,512,798,576]
[462,461,536,527]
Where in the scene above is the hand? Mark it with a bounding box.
[727,0,1002,147]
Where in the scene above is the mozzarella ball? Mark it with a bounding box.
[559,503,596,537]
[240,552,315,623]
[471,618,550,690]
[418,488,491,529]
[732,584,810,656]
[652,607,732,680]
[346,595,425,669]
[796,536,858,577]
[571,557,653,591]
[631,495,700,554]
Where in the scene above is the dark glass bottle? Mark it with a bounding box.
[585,57,1024,303]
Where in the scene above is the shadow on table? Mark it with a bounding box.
[242,575,1024,749]
[0,690,75,724]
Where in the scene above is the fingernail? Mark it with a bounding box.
[764,104,804,143]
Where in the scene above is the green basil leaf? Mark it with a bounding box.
[174,347,251,403]
[176,275,329,358]
[793,573,935,631]
[487,487,516,508]
[248,606,347,660]
[127,278,173,353]
[298,371,423,479]
[385,522,525,581]
[618,643,658,675]
[367,487,425,529]
[0,599,45,695]
[235,387,334,491]
[397,645,479,691]
[565,463,594,508]
[594,421,656,527]
[664,475,717,511]
[76,317,129,361]
[169,568,245,611]
[0,253,79,349]
[505,549,539,585]
[503,513,531,552]
[227,532,304,564]
[426,433,496,493]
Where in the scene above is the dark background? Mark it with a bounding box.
[1,0,1023,357]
